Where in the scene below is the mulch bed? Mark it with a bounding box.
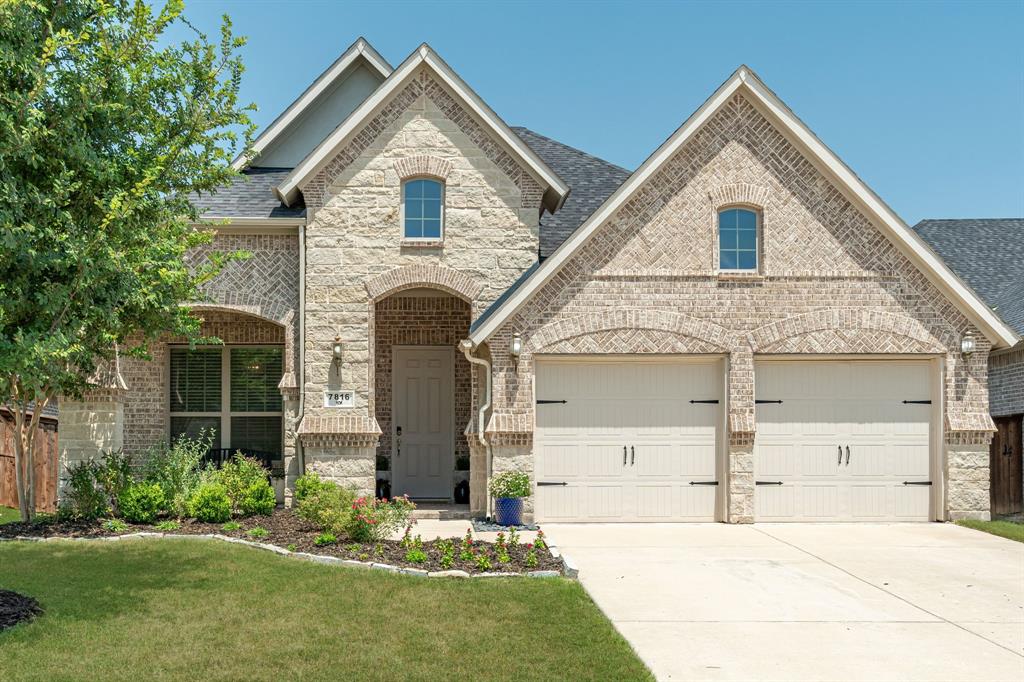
[0,589,42,631]
[0,509,562,575]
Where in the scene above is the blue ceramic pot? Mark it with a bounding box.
[494,497,523,526]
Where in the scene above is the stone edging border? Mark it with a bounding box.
[1,532,578,580]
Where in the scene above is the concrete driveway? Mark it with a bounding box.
[544,523,1024,681]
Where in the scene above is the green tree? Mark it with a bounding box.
[0,0,255,521]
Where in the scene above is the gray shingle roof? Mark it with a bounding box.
[511,127,631,259]
[190,167,305,219]
[913,219,1024,336]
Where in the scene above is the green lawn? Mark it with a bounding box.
[0,505,20,524]
[956,518,1024,543]
[0,539,650,681]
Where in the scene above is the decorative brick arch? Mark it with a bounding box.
[188,297,297,378]
[394,155,454,182]
[745,308,951,353]
[526,308,740,354]
[709,182,770,210]
[365,263,483,302]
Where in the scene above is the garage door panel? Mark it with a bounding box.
[895,485,931,518]
[850,485,888,518]
[755,485,796,519]
[802,486,841,518]
[802,444,843,477]
[893,444,930,477]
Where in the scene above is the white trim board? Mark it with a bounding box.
[231,37,393,170]
[468,66,1018,349]
[273,44,570,214]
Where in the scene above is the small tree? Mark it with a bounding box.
[0,0,256,521]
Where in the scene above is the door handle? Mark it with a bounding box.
[623,446,627,466]
[845,445,850,466]
[631,446,635,466]
[837,445,842,465]
[396,426,402,457]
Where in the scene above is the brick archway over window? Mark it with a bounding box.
[365,264,483,303]
[709,182,770,210]
[394,155,454,182]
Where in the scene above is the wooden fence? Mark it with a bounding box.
[0,417,59,513]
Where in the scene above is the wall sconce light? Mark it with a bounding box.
[960,332,976,357]
[331,337,344,371]
[510,333,522,361]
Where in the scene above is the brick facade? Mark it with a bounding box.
[990,345,1024,418]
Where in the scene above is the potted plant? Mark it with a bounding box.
[488,471,531,526]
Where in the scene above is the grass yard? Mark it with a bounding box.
[0,506,20,525]
[0,539,650,681]
[956,518,1024,543]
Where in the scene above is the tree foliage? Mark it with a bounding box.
[0,0,256,519]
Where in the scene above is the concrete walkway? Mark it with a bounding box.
[544,523,1024,681]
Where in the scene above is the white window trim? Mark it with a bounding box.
[400,177,445,242]
[168,345,284,455]
[715,205,762,274]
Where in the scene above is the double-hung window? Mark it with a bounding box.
[169,346,283,458]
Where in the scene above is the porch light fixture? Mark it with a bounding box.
[510,333,522,360]
[331,337,343,371]
[960,332,976,357]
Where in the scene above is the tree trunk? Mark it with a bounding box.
[10,388,51,522]
[11,405,29,521]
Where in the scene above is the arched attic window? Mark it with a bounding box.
[718,207,759,271]
[403,178,444,240]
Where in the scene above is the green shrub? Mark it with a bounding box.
[296,483,355,535]
[294,471,334,504]
[118,482,165,524]
[218,455,273,516]
[61,460,108,519]
[346,495,416,542]
[487,470,531,499]
[188,482,231,523]
[222,521,241,531]
[144,433,211,517]
[155,520,180,531]
[314,532,337,547]
[246,526,268,539]
[405,547,427,564]
[103,518,129,533]
[96,450,134,515]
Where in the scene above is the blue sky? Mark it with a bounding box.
[174,0,1024,223]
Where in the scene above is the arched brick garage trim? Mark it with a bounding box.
[745,308,951,353]
[364,263,483,303]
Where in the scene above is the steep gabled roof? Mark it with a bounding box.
[232,37,392,170]
[511,127,631,259]
[275,44,570,214]
[190,167,305,219]
[469,66,1019,349]
[914,219,1024,336]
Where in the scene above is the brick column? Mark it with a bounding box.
[727,349,756,523]
[58,388,125,497]
[946,430,993,520]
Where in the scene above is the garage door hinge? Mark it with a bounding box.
[755,399,783,404]
[755,480,784,485]
[902,400,931,404]
[902,481,932,486]
[536,399,567,405]
[690,399,720,404]
[537,481,568,486]
[689,481,719,486]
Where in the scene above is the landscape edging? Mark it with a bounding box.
[1,532,576,580]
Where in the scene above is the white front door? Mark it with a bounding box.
[754,360,933,522]
[392,347,454,500]
[534,358,722,522]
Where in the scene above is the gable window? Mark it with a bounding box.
[169,346,283,463]
[718,207,759,271]
[403,178,443,240]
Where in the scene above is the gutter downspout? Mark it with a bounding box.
[459,339,492,521]
[296,223,307,477]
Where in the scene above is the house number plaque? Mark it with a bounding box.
[323,390,355,408]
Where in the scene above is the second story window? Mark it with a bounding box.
[403,178,443,240]
[718,207,759,271]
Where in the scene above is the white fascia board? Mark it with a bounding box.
[470,66,1018,349]
[275,44,569,211]
[193,216,304,234]
[231,38,393,170]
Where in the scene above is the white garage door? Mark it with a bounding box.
[533,358,721,522]
[755,361,933,522]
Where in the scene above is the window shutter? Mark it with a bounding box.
[230,348,283,412]
[169,349,222,412]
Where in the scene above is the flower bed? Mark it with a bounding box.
[0,509,565,576]
[0,589,43,631]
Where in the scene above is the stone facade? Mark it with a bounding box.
[990,345,1024,418]
[485,93,994,521]
[297,66,544,494]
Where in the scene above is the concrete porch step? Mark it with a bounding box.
[410,503,472,520]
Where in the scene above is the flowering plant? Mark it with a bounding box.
[487,471,531,499]
[345,495,416,542]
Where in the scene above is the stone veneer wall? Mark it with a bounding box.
[486,93,993,521]
[373,293,472,475]
[990,344,1024,418]
[296,66,544,495]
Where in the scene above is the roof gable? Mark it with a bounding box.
[274,44,569,214]
[233,37,392,170]
[469,67,1019,349]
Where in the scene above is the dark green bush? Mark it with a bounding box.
[188,482,231,523]
[61,460,108,519]
[296,483,354,535]
[118,482,165,524]
[218,455,273,516]
[144,433,211,517]
[96,450,134,515]
[294,471,334,504]
[239,480,276,516]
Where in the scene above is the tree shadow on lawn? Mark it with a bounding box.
[0,538,650,680]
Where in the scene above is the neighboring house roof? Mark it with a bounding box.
[467,66,1020,349]
[913,219,1024,337]
[1,402,58,423]
[511,127,631,259]
[275,44,571,214]
[232,37,392,170]
[190,167,306,220]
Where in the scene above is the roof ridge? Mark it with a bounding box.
[512,126,631,175]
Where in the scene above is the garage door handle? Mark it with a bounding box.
[689,481,719,486]
[902,481,932,486]
[631,446,635,465]
[623,446,627,465]
[845,446,850,466]
[837,445,842,465]
[756,481,784,485]
[537,481,568,486]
